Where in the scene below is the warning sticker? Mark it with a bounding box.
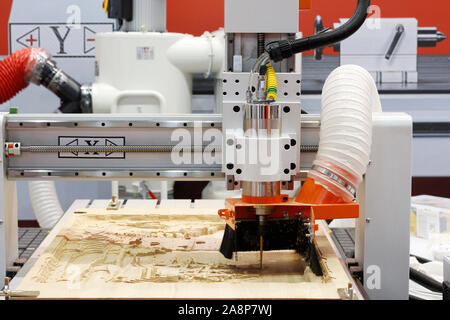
[58,136,126,159]
[9,23,114,58]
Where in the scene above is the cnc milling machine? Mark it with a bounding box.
[0,0,412,300]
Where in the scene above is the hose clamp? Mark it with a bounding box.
[312,165,356,198]
[25,49,53,85]
[80,85,93,113]
[203,31,214,79]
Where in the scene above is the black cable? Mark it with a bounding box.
[266,0,371,62]
[33,55,84,113]
[409,294,425,301]
[410,267,444,293]
[38,60,83,113]
[410,254,432,264]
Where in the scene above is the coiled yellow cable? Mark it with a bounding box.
[265,63,277,101]
[103,0,109,13]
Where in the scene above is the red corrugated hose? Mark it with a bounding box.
[0,47,45,104]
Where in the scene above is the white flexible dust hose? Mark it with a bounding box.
[28,181,64,229]
[297,65,382,204]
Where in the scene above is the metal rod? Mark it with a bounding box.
[385,24,405,60]
[20,145,222,153]
[18,145,319,153]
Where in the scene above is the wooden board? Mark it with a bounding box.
[15,201,357,299]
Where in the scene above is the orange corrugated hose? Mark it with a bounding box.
[0,47,44,104]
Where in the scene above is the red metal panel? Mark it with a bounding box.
[166,0,450,55]
[0,0,13,55]
[300,0,312,10]
[2,1,449,55]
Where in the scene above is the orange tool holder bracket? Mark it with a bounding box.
[218,197,359,233]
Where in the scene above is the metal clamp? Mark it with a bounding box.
[203,31,214,79]
[313,15,332,61]
[218,209,233,220]
[345,283,355,300]
[312,165,356,198]
[4,142,21,157]
[1,277,40,300]
[107,196,122,211]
